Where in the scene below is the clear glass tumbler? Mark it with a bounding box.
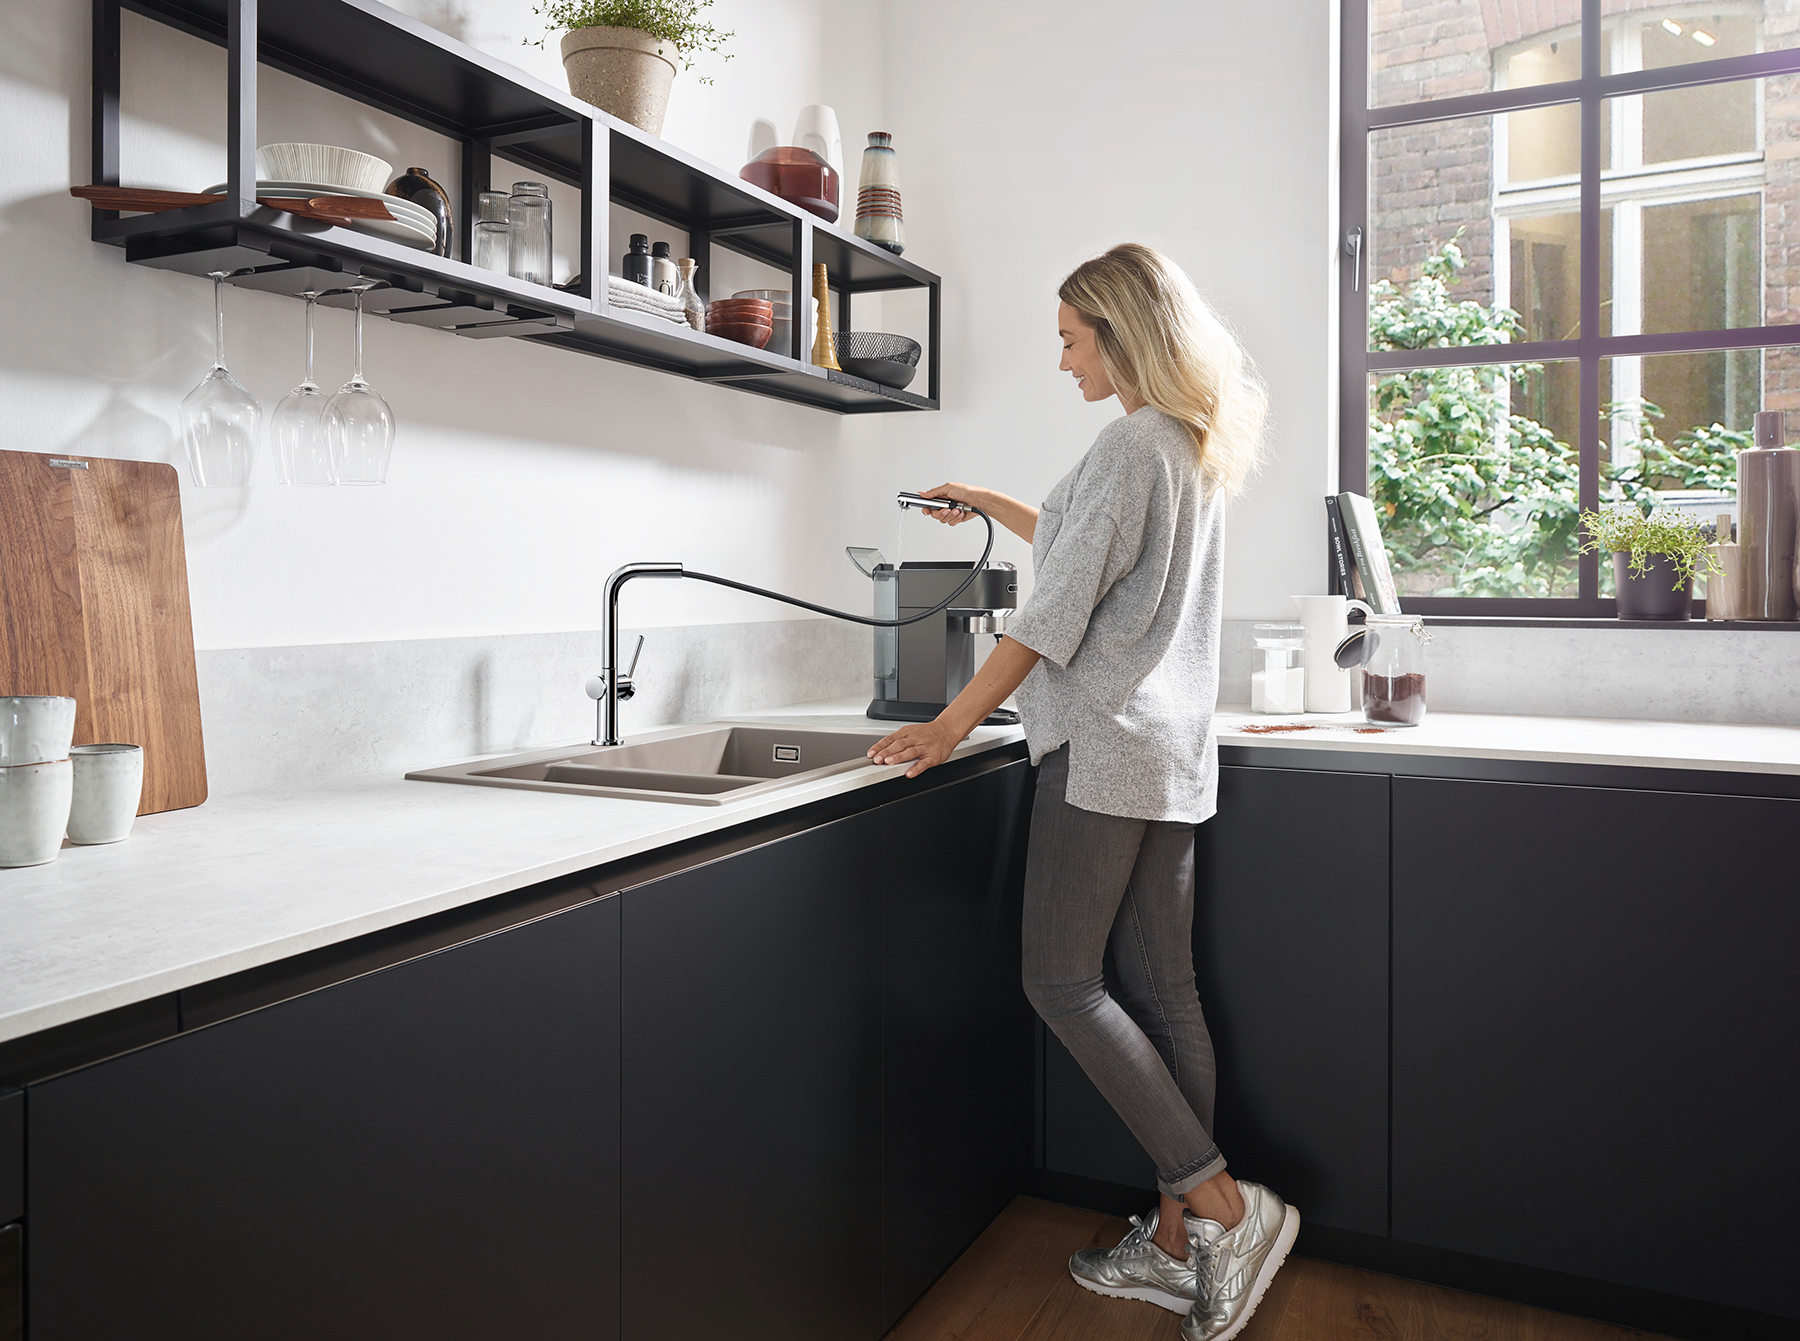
[507,181,552,286]
[472,190,510,274]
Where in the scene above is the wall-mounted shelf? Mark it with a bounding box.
[91,0,940,414]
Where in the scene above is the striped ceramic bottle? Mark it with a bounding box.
[853,132,904,255]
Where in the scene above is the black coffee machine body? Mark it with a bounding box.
[856,555,1019,724]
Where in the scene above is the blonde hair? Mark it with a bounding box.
[1058,243,1267,496]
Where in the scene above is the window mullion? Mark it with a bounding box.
[1579,0,1603,604]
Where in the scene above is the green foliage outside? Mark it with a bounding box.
[1368,236,1746,597]
[531,0,733,79]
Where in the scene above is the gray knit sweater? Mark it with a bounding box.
[1005,406,1223,824]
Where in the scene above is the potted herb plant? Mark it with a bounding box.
[1579,504,1717,621]
[533,0,732,137]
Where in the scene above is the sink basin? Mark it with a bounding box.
[406,722,894,805]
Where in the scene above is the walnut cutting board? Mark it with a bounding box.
[0,450,206,814]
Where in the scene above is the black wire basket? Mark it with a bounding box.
[836,331,922,390]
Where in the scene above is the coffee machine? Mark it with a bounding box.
[848,546,1019,725]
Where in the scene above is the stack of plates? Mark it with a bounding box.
[202,180,438,250]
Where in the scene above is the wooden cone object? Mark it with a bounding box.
[810,262,840,370]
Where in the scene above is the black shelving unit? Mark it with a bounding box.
[91,0,940,414]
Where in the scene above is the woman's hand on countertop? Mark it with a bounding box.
[868,719,964,778]
[917,483,1040,544]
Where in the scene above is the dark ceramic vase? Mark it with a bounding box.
[1614,551,1693,620]
[739,148,840,223]
[387,167,451,257]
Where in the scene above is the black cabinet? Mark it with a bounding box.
[619,811,884,1341]
[1392,776,1800,1320]
[1041,764,1390,1236]
[27,896,622,1341]
[880,759,1036,1329]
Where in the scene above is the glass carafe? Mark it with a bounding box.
[1363,614,1433,727]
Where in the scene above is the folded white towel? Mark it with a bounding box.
[607,274,687,321]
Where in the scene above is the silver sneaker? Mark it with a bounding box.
[1067,1207,1200,1314]
[1180,1181,1300,1341]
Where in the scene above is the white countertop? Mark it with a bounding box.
[6,699,1796,1051]
[0,700,1024,1048]
[1215,707,1800,775]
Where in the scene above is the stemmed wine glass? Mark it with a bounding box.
[270,291,334,486]
[180,272,261,488]
[325,284,395,485]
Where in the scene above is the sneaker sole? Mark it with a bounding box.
[1199,1205,1302,1341]
[1070,1273,1192,1316]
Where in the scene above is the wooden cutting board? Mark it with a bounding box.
[0,450,206,814]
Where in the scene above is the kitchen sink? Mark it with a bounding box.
[406,722,895,806]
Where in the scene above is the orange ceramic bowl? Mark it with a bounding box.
[706,298,774,321]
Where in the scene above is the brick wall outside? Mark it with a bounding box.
[1370,1,1800,423]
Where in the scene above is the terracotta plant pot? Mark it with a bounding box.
[561,27,678,136]
[1614,552,1694,620]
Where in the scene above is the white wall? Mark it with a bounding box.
[871,0,1339,621]
[0,0,896,655]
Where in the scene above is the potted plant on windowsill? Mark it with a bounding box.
[533,0,732,137]
[1579,504,1718,621]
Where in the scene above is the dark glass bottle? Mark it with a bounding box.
[623,233,652,287]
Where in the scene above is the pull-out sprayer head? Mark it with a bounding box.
[897,490,967,512]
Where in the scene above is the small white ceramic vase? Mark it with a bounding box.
[67,744,144,845]
[0,758,73,867]
[1,695,77,767]
[792,105,844,179]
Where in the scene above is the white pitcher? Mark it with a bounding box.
[1291,595,1374,713]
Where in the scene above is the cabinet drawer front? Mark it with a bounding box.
[1392,776,1800,1319]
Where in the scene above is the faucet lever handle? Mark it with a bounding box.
[623,633,645,679]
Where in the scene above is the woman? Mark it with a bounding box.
[867,243,1294,1341]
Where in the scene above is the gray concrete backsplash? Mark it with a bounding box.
[1219,619,1800,725]
[198,618,872,796]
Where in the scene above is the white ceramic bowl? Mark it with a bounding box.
[255,143,393,195]
[0,757,72,867]
[1,695,76,767]
[67,743,144,845]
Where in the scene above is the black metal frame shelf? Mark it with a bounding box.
[93,0,940,414]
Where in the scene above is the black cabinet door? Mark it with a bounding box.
[28,895,622,1341]
[620,811,882,1341]
[880,759,1035,1330]
[1042,764,1391,1238]
[1392,777,1800,1319]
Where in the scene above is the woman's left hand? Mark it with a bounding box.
[868,719,963,778]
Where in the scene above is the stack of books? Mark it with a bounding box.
[1325,492,1402,613]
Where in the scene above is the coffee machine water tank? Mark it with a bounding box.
[847,548,1018,724]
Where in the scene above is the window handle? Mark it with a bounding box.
[1345,227,1364,294]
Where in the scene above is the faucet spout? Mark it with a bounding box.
[594,562,683,746]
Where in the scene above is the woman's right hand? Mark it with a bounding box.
[918,482,986,526]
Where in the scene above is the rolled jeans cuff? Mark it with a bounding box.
[1158,1146,1227,1200]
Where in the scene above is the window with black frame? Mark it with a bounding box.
[1341,0,1800,615]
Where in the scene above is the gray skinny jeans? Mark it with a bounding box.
[1021,747,1225,1198]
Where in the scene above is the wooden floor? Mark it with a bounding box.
[887,1197,1671,1341]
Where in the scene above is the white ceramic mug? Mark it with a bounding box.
[1291,594,1375,714]
[67,743,144,845]
[0,757,73,867]
[1,695,77,767]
